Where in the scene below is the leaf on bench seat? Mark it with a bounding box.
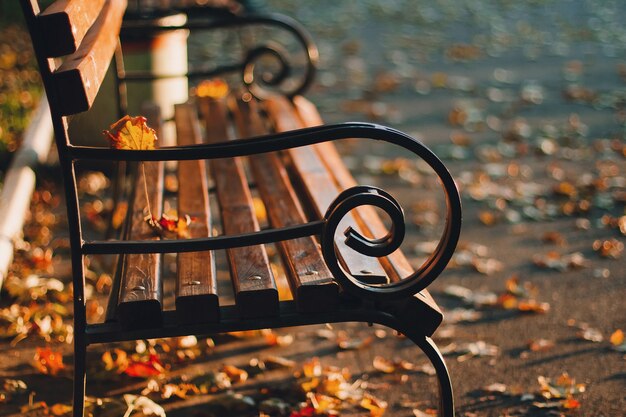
[104,115,193,238]
[196,78,230,99]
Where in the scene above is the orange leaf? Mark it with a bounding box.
[33,347,65,376]
[610,329,624,346]
[50,403,73,416]
[372,356,396,373]
[562,398,581,409]
[124,354,165,378]
[360,393,388,417]
[151,214,192,238]
[196,78,229,99]
[103,115,157,150]
[221,364,248,384]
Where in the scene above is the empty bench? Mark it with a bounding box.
[19,1,462,416]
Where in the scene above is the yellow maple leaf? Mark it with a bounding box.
[103,115,157,150]
[103,116,158,220]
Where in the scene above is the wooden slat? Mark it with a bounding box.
[293,96,443,335]
[174,103,219,323]
[264,97,388,285]
[117,103,164,329]
[38,0,107,57]
[53,0,127,115]
[231,97,338,313]
[199,97,278,319]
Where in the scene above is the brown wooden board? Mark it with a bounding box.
[53,0,127,115]
[38,0,107,57]
[264,97,388,285]
[293,96,443,335]
[231,97,338,313]
[198,97,278,319]
[174,102,219,323]
[117,103,164,329]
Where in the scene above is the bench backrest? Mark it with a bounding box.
[20,0,128,335]
[20,0,126,118]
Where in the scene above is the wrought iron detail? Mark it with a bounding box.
[324,186,405,258]
[120,13,318,99]
[321,183,456,300]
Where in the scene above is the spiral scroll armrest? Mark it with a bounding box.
[320,139,462,301]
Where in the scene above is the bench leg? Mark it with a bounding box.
[73,335,87,417]
[399,328,455,417]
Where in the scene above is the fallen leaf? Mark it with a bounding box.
[538,373,585,400]
[593,238,624,259]
[196,78,229,99]
[123,394,166,417]
[124,354,165,378]
[372,356,396,374]
[33,347,65,376]
[482,382,507,393]
[441,341,499,362]
[221,364,248,384]
[609,329,626,352]
[577,327,603,343]
[150,213,192,238]
[50,403,73,416]
[360,392,388,417]
[261,355,296,369]
[104,115,157,151]
[337,332,372,350]
[528,339,555,352]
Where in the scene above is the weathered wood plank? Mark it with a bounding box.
[53,0,127,115]
[117,103,164,329]
[38,0,107,57]
[199,97,278,318]
[264,97,388,285]
[293,96,443,335]
[231,97,338,313]
[174,102,219,323]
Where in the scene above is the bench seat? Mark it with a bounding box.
[110,93,443,337]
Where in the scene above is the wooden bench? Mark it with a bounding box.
[19,1,462,416]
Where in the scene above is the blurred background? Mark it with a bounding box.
[0,1,624,416]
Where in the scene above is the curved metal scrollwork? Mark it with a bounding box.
[323,186,406,258]
[322,180,460,301]
[120,13,319,99]
[236,14,318,99]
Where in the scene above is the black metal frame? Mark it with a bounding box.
[19,1,462,416]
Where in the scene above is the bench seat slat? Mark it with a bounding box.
[293,96,443,335]
[117,105,164,329]
[264,97,388,285]
[232,98,338,313]
[199,98,279,319]
[38,0,107,57]
[174,103,219,323]
[53,0,127,115]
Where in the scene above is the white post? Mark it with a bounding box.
[0,96,54,287]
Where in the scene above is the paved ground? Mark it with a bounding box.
[1,1,625,416]
[267,1,626,415]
